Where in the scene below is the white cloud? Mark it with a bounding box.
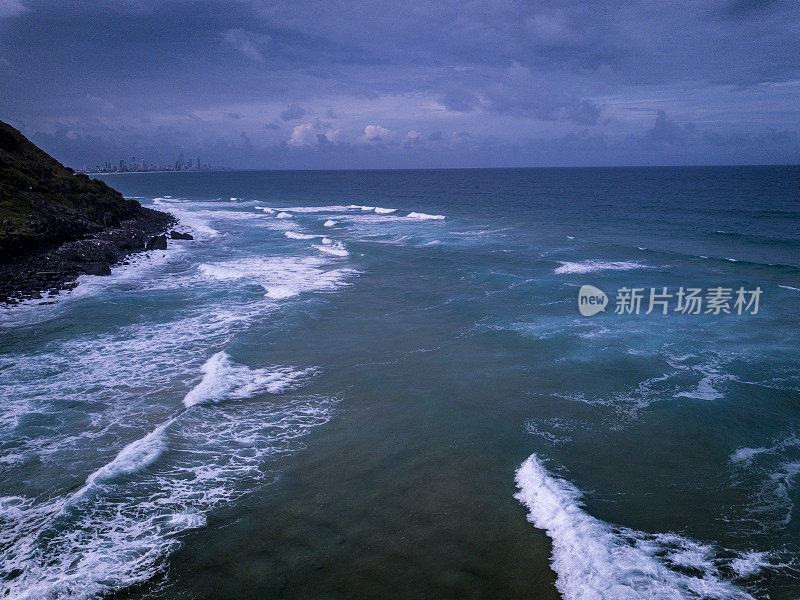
[405,129,421,143]
[0,0,27,18]
[364,124,391,141]
[288,122,316,147]
[222,28,271,63]
[287,120,340,148]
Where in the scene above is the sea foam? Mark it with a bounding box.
[406,212,445,220]
[284,231,322,240]
[183,351,315,407]
[515,454,762,600]
[274,205,396,215]
[0,352,333,600]
[729,434,800,529]
[554,260,650,274]
[313,240,349,257]
[152,197,220,238]
[83,422,171,487]
[198,256,356,299]
[276,205,350,213]
[0,190,359,600]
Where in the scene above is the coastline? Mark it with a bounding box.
[0,207,177,304]
[0,120,182,305]
[1,168,798,599]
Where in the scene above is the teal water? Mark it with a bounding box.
[1,167,799,599]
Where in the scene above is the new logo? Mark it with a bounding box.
[578,285,608,316]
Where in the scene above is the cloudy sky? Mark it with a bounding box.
[1,0,798,169]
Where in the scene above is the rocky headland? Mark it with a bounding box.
[0,120,188,304]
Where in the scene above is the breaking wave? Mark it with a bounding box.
[183,351,315,407]
[515,454,767,600]
[554,260,652,275]
[406,212,445,220]
[197,256,356,299]
[0,351,333,600]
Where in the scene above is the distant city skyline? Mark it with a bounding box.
[80,153,229,174]
[1,1,799,169]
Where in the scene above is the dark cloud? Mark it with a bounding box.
[316,133,333,150]
[440,90,479,112]
[0,0,798,167]
[280,104,306,121]
[716,0,778,19]
[646,111,686,144]
[567,100,602,126]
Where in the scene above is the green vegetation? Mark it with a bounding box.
[0,120,143,257]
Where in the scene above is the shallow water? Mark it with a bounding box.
[1,167,799,599]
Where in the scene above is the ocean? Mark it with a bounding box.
[1,166,799,599]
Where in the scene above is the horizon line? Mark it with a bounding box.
[90,163,800,174]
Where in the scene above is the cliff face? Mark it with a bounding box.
[0,120,144,257]
[0,120,178,303]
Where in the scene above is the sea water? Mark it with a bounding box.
[1,167,798,599]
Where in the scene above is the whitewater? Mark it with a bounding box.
[1,167,799,599]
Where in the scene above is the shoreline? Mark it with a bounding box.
[0,120,185,305]
[0,208,179,305]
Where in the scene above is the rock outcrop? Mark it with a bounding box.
[145,234,168,250]
[0,120,177,303]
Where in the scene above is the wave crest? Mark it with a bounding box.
[515,454,763,600]
[183,351,315,407]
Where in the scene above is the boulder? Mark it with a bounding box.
[145,234,167,250]
[118,234,146,250]
[84,262,111,276]
[170,230,193,240]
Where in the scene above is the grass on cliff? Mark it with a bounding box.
[0,120,143,253]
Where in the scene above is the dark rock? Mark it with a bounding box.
[0,120,147,258]
[170,230,193,240]
[118,234,146,251]
[145,234,167,250]
[0,119,178,303]
[99,249,120,264]
[84,262,111,276]
[61,247,87,262]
